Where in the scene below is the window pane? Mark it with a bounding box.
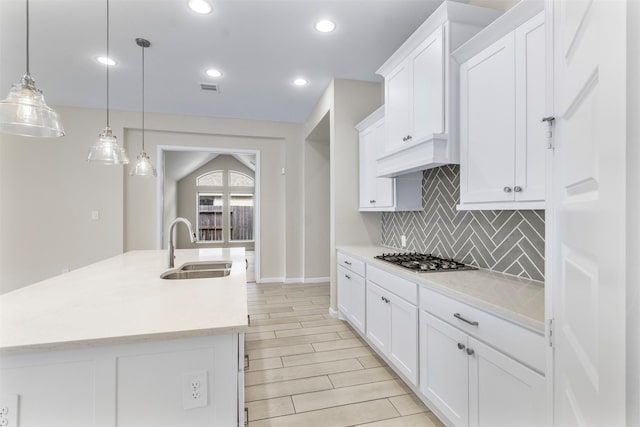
[229,171,254,187]
[198,193,223,241]
[230,194,254,241]
[197,170,223,186]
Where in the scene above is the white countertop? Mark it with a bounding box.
[0,248,249,353]
[337,246,545,332]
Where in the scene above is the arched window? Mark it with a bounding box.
[196,170,223,187]
[229,171,254,187]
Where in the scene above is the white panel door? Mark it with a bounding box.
[419,311,469,427]
[515,12,546,202]
[468,337,546,427]
[411,25,444,141]
[551,0,627,425]
[460,33,516,204]
[366,281,391,354]
[348,272,366,335]
[389,295,418,385]
[385,62,410,152]
[337,265,351,317]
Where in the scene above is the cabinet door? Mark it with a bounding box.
[389,294,418,385]
[514,13,546,202]
[359,126,377,208]
[468,337,546,427]
[337,266,351,317]
[385,61,411,153]
[372,120,394,207]
[349,271,366,335]
[411,25,444,141]
[419,311,469,427]
[460,33,516,204]
[366,281,391,354]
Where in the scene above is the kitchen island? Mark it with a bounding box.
[0,248,248,427]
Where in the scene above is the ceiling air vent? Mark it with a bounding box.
[200,83,220,93]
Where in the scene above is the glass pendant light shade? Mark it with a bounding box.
[87,126,129,165]
[0,0,64,138]
[130,37,156,178]
[88,0,129,165]
[130,151,156,176]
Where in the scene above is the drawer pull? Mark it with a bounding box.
[345,274,351,279]
[381,296,390,304]
[466,348,475,356]
[344,260,352,266]
[244,354,250,369]
[457,342,466,351]
[454,313,479,326]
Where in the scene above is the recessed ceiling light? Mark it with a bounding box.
[293,78,308,87]
[97,56,116,66]
[188,0,213,15]
[206,69,222,78]
[315,20,336,33]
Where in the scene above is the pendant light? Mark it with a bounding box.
[0,0,64,137]
[87,0,129,165]
[129,38,156,177]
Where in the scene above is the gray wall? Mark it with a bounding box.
[382,165,545,282]
[176,155,255,250]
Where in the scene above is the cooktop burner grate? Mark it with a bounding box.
[374,252,476,273]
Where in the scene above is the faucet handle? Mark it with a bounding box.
[191,232,198,243]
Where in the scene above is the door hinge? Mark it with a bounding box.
[548,318,554,348]
[541,116,555,149]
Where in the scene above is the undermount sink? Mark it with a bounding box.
[160,260,233,280]
[160,269,231,280]
[178,261,233,271]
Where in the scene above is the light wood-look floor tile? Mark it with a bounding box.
[244,282,444,427]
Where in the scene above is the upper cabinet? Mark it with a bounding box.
[376,2,502,178]
[453,0,547,210]
[357,106,422,212]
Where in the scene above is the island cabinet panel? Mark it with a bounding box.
[0,334,244,427]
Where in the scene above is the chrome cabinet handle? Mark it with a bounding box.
[344,261,352,266]
[541,116,556,123]
[369,199,376,204]
[244,354,250,369]
[457,343,466,351]
[381,296,390,304]
[514,186,522,192]
[454,313,479,326]
[345,274,351,279]
[402,136,407,142]
[466,348,475,356]
[503,186,512,193]
[406,135,412,140]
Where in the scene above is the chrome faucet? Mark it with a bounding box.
[167,217,197,268]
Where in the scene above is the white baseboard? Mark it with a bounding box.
[283,277,330,284]
[328,307,340,319]
[256,277,285,284]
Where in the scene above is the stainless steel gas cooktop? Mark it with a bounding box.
[374,252,477,273]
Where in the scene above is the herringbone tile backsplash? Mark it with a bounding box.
[381,165,545,282]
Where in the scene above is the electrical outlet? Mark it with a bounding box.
[0,394,19,426]
[182,371,208,410]
[401,235,407,248]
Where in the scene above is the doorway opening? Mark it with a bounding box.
[156,145,260,282]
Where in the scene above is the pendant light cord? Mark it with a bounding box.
[141,42,145,152]
[106,0,110,127]
[25,0,30,74]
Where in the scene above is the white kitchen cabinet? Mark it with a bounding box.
[337,252,366,334]
[366,266,418,385]
[375,2,501,178]
[419,286,547,427]
[356,107,422,212]
[456,8,546,210]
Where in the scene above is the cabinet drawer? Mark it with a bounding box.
[419,286,545,373]
[367,265,417,305]
[337,252,365,277]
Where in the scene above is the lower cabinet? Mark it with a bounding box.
[419,311,546,427]
[366,280,418,385]
[337,265,366,334]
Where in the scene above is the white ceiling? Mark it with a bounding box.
[0,0,447,123]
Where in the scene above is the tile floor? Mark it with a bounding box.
[245,281,445,427]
